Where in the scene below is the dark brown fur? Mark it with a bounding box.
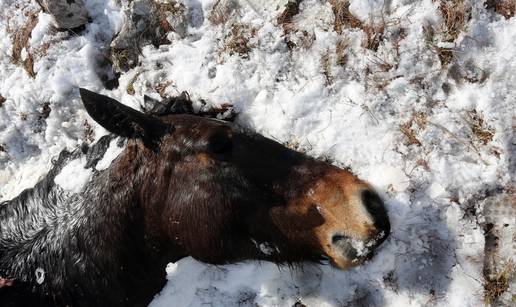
[0,89,390,306]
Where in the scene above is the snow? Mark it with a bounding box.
[53,157,92,193]
[95,137,125,170]
[0,0,514,306]
[35,267,46,285]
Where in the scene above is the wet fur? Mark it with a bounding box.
[0,92,388,306]
[0,118,335,306]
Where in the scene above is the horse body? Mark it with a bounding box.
[0,147,165,306]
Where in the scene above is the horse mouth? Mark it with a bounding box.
[328,231,389,269]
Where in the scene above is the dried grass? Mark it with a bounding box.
[437,0,471,42]
[423,22,453,66]
[321,51,333,85]
[209,0,239,25]
[486,0,516,19]
[223,23,256,58]
[362,20,386,51]
[277,0,302,31]
[423,1,472,66]
[336,38,348,66]
[126,71,142,96]
[83,120,95,143]
[466,109,495,145]
[158,0,186,36]
[400,112,427,147]
[155,80,174,98]
[484,260,514,305]
[329,0,362,34]
[11,11,39,78]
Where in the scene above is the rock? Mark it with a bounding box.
[110,0,189,73]
[35,0,89,30]
[481,193,515,306]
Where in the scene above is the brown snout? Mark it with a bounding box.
[326,189,390,268]
[309,171,390,269]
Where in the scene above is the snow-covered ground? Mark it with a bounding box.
[0,0,514,306]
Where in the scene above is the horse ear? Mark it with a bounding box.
[79,88,172,143]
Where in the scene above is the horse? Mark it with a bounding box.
[0,88,390,306]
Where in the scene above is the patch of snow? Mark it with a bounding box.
[95,138,125,170]
[0,0,513,306]
[35,267,45,285]
[54,157,92,193]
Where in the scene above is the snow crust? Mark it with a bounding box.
[53,156,92,193]
[0,0,514,306]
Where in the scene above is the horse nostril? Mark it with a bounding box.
[361,190,390,235]
[331,234,358,260]
[331,234,348,245]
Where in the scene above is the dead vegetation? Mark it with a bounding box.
[83,120,95,143]
[10,10,39,78]
[321,38,350,84]
[437,0,471,42]
[0,95,5,108]
[126,71,142,95]
[465,109,495,145]
[277,0,302,31]
[277,0,315,51]
[155,80,174,98]
[423,22,454,66]
[362,19,386,51]
[329,0,362,34]
[330,0,393,52]
[486,0,516,19]
[425,0,472,66]
[420,1,472,66]
[223,23,256,58]
[209,0,239,25]
[484,260,514,305]
[400,112,427,147]
[32,101,52,134]
[336,38,349,66]
[158,0,187,37]
[321,51,333,85]
[40,102,51,120]
[286,30,316,50]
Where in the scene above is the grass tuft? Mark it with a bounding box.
[277,0,302,31]
[400,112,427,147]
[362,19,386,51]
[484,260,514,305]
[11,11,39,78]
[438,0,471,42]
[126,71,142,96]
[336,38,349,66]
[155,80,174,98]
[223,23,256,58]
[466,109,495,145]
[209,0,239,25]
[329,0,362,34]
[486,0,516,19]
[83,120,95,143]
[158,0,187,38]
